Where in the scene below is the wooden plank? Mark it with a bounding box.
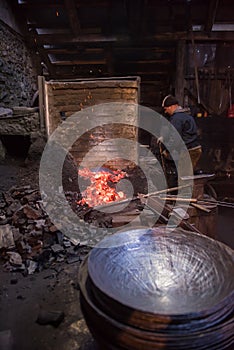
[204,0,219,33]
[28,29,56,76]
[44,77,140,136]
[52,59,107,65]
[114,47,175,53]
[38,76,46,130]
[45,48,104,54]
[64,0,81,35]
[175,40,186,105]
[126,0,145,37]
[45,80,140,90]
[18,1,64,8]
[37,32,234,46]
[37,33,127,44]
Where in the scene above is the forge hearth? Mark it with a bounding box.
[67,165,147,230]
[77,167,127,207]
[40,76,140,170]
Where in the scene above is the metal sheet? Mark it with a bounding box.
[88,227,234,315]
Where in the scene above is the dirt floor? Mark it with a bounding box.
[0,158,98,350]
[0,157,233,350]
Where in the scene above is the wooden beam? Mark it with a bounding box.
[114,47,175,53]
[53,64,168,78]
[122,59,172,65]
[37,33,128,44]
[38,76,46,130]
[186,71,234,80]
[53,68,109,78]
[141,81,167,86]
[37,31,234,46]
[126,0,145,37]
[27,22,101,34]
[52,59,107,65]
[44,48,104,54]
[204,0,219,33]
[26,29,56,76]
[115,71,169,77]
[187,31,234,42]
[55,0,110,7]
[115,62,173,73]
[18,1,64,9]
[64,0,81,35]
[175,40,186,105]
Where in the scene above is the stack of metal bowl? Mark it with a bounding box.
[78,227,234,350]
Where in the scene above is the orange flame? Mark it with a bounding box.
[78,168,127,207]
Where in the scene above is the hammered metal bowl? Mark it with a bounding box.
[79,227,234,349]
[88,228,234,315]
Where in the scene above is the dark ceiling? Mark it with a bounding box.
[11,0,234,105]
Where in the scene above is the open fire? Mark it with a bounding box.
[78,168,127,207]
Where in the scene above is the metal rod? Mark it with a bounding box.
[191,35,200,104]
[142,184,191,198]
[93,184,192,211]
[200,200,234,209]
[191,203,211,213]
[158,141,167,176]
[159,197,197,203]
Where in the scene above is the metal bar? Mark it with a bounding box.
[143,184,191,197]
[191,203,211,213]
[93,184,191,211]
[159,197,197,203]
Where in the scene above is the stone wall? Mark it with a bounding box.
[0,111,40,136]
[0,20,39,108]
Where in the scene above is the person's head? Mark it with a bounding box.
[162,95,179,115]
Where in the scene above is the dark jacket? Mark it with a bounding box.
[167,107,200,150]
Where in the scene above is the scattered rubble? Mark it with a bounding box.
[0,165,150,275]
[0,224,15,249]
[0,185,93,275]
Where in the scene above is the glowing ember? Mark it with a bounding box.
[78,168,127,207]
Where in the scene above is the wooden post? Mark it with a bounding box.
[38,75,46,131]
[175,40,186,106]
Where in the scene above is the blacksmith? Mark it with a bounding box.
[158,95,202,188]
[160,95,202,170]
